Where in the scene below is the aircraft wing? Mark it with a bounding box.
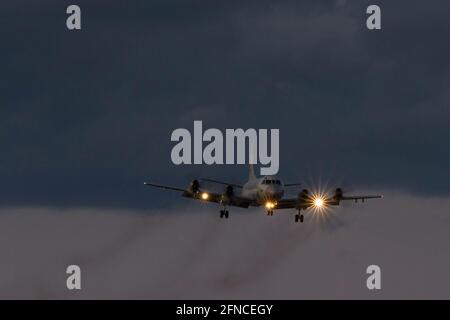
[182,190,252,208]
[144,181,251,208]
[269,194,382,209]
[143,182,186,192]
[271,198,311,209]
[339,195,383,202]
[199,178,243,188]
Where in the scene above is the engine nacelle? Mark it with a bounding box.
[219,185,234,205]
[190,179,201,193]
[334,188,343,200]
[298,189,311,201]
[224,185,234,198]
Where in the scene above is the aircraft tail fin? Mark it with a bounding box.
[248,149,257,181]
[249,164,257,181]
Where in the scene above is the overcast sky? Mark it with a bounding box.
[1,0,450,298]
[2,0,450,208]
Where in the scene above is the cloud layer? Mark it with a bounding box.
[1,192,449,299]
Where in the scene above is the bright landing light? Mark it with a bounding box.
[313,197,324,208]
[265,201,275,209]
[201,192,209,200]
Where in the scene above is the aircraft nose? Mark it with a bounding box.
[267,186,278,196]
[266,185,283,199]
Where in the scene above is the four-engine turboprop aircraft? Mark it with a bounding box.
[144,165,382,223]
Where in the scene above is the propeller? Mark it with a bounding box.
[298,189,311,200]
[190,179,200,193]
[224,185,234,198]
[333,187,344,200]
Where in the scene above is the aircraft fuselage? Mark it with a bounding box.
[241,176,284,205]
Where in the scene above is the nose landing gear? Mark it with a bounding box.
[267,210,274,216]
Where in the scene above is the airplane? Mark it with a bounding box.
[144,165,382,223]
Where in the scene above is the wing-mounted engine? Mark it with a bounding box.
[298,189,311,202]
[189,179,201,194]
[220,185,234,205]
[225,185,234,197]
[334,188,343,200]
[330,187,343,205]
[298,189,312,208]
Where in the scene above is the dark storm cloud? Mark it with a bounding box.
[1,0,450,208]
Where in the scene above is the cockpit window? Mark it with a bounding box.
[263,179,281,185]
[264,180,282,185]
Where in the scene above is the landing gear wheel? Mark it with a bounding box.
[224,210,229,219]
[300,214,304,223]
[295,214,299,223]
[220,210,224,219]
[267,210,273,216]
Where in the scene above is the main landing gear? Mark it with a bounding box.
[294,210,304,223]
[220,209,229,219]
